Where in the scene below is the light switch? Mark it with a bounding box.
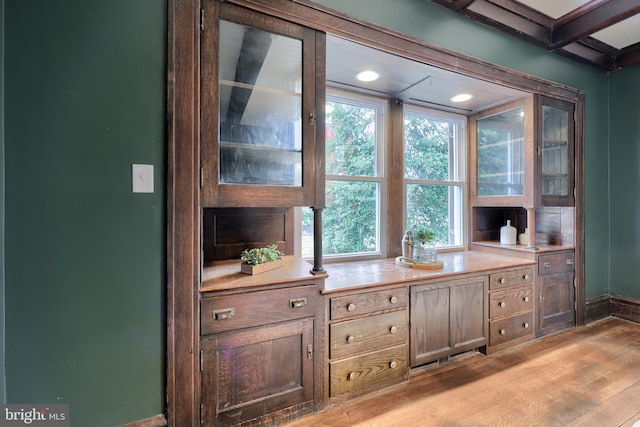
[132,164,154,193]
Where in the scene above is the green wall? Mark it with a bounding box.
[4,0,166,425]
[609,65,640,299]
[312,0,611,299]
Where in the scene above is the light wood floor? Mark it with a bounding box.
[284,317,640,427]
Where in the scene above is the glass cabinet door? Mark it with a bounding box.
[201,2,322,208]
[539,96,574,206]
[476,106,525,197]
[218,20,303,186]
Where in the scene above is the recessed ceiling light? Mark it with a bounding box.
[355,70,380,82]
[451,93,473,102]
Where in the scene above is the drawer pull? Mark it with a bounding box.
[347,372,356,381]
[389,361,397,369]
[347,303,356,312]
[290,298,307,308]
[523,274,529,280]
[543,262,551,268]
[347,335,355,344]
[389,326,397,334]
[499,277,506,284]
[524,296,530,303]
[523,322,530,329]
[390,296,398,304]
[213,308,235,320]
[499,302,506,308]
[566,259,575,265]
[499,329,506,335]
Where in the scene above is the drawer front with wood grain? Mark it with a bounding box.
[201,285,317,335]
[329,310,407,359]
[489,311,534,346]
[330,288,408,320]
[329,345,408,398]
[489,268,534,290]
[538,252,575,276]
[489,286,534,319]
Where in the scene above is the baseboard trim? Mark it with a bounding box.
[121,414,167,427]
[611,294,640,323]
[585,294,612,324]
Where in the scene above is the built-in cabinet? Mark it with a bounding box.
[200,278,324,426]
[200,0,325,208]
[410,275,488,367]
[327,288,409,403]
[538,251,576,336]
[487,267,535,353]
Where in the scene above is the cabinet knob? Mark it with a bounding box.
[523,274,529,280]
[500,278,506,284]
[390,296,398,304]
[523,322,530,329]
[389,326,397,334]
[348,372,356,381]
[500,329,506,335]
[389,361,397,369]
[499,302,506,308]
[347,335,355,344]
[524,296,529,303]
[347,303,356,311]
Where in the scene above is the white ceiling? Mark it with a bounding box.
[326,35,528,114]
[517,0,640,50]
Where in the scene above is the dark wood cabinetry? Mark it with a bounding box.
[200,282,322,426]
[200,1,325,208]
[410,275,487,367]
[538,251,575,336]
[327,288,409,403]
[487,267,535,353]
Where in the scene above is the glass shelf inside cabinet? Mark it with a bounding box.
[541,105,569,197]
[476,106,525,197]
[218,20,303,186]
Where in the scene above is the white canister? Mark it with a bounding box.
[500,220,517,245]
[519,228,529,245]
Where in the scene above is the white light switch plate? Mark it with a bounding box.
[132,164,154,193]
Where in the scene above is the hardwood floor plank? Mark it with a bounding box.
[282,318,640,427]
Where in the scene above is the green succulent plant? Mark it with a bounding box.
[415,229,435,245]
[240,244,285,265]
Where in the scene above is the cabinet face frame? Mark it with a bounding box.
[201,1,325,208]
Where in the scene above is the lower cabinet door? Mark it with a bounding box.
[538,271,575,336]
[201,318,314,426]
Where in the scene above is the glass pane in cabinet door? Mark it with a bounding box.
[218,20,303,186]
[541,105,569,197]
[476,107,525,197]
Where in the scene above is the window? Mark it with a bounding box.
[404,107,466,249]
[301,91,386,259]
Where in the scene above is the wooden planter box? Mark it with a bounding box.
[240,258,283,275]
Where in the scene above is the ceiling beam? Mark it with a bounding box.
[551,0,640,50]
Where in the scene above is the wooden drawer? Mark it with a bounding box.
[329,310,407,359]
[329,344,407,398]
[201,285,317,335]
[489,268,534,290]
[489,286,534,319]
[539,251,575,276]
[330,288,408,320]
[489,311,534,346]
